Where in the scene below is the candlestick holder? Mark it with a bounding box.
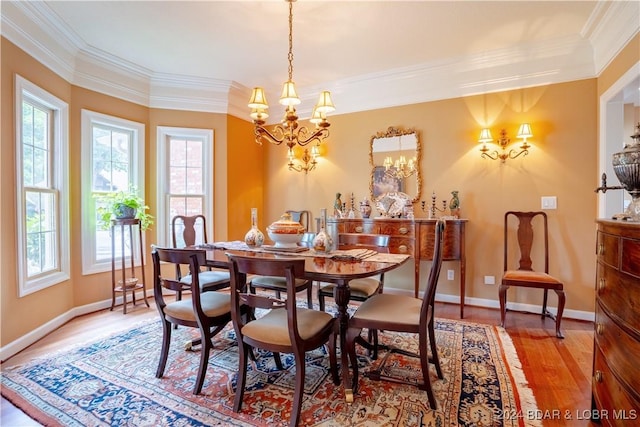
[421,192,447,219]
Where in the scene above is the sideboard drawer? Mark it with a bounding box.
[377,221,415,238]
[595,302,640,401]
[388,237,414,255]
[597,262,640,332]
[419,221,462,260]
[622,237,640,278]
[343,222,377,234]
[592,345,640,427]
[597,231,619,269]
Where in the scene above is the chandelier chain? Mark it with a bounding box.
[287,0,294,81]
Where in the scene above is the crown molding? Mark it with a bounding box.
[2,0,637,118]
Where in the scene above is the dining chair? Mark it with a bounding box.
[499,211,566,338]
[228,254,339,427]
[317,233,390,311]
[171,214,231,296]
[247,232,316,308]
[345,220,445,409]
[317,233,390,358]
[151,246,238,395]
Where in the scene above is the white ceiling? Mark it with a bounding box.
[2,1,639,120]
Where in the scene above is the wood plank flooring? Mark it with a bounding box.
[1,302,597,426]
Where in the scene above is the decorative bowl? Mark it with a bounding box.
[267,213,305,248]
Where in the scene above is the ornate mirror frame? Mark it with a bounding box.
[369,126,423,203]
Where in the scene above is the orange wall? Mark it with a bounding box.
[263,80,599,313]
[2,38,75,343]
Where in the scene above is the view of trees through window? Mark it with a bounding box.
[22,99,57,278]
[92,124,134,262]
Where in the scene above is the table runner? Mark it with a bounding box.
[199,241,409,264]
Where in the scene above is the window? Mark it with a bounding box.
[15,75,70,296]
[81,110,145,274]
[157,127,213,247]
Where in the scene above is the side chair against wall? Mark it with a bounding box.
[171,215,231,298]
[151,246,239,395]
[499,211,566,338]
[345,220,446,410]
[228,254,339,427]
[247,232,316,309]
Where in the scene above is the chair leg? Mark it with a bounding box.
[306,284,313,309]
[318,289,326,311]
[554,289,566,339]
[290,351,306,427]
[345,327,362,393]
[428,318,443,379]
[156,319,172,378]
[419,330,437,409]
[193,329,212,394]
[498,284,508,327]
[273,352,284,370]
[234,342,250,412]
[328,326,340,385]
[542,288,549,318]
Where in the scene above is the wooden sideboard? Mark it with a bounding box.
[592,220,640,425]
[327,218,467,317]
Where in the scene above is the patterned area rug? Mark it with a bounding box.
[1,315,540,426]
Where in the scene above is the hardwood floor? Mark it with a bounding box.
[1,302,597,426]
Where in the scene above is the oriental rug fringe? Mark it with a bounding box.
[1,315,541,426]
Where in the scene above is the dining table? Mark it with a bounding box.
[200,242,410,402]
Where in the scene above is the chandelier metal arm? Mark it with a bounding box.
[254,124,287,146]
[508,147,529,160]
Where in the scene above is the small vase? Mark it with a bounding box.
[359,199,372,219]
[312,209,333,253]
[449,191,461,218]
[244,208,264,247]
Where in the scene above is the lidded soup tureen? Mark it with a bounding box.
[267,213,305,248]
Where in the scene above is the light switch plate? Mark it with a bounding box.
[541,196,557,210]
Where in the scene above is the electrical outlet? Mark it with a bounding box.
[447,270,454,280]
[541,196,557,210]
[484,275,496,285]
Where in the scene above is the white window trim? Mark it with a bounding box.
[156,126,213,247]
[81,109,146,275]
[15,75,70,297]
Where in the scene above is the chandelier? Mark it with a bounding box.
[248,0,335,173]
[383,135,417,179]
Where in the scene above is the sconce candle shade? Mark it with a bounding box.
[517,123,533,140]
[479,128,493,143]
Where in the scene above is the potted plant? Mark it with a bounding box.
[95,187,154,231]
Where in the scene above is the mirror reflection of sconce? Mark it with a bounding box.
[478,123,532,163]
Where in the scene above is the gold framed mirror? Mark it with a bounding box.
[369,126,422,205]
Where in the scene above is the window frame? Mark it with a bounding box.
[15,75,70,297]
[81,109,146,275]
[156,126,213,247]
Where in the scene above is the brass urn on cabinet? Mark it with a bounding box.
[596,123,640,221]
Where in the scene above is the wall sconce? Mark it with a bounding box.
[288,144,320,174]
[478,123,532,163]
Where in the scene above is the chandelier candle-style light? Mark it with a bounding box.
[248,0,335,173]
[383,135,417,179]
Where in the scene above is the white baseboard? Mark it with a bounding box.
[384,287,595,323]
[0,293,154,362]
[1,287,593,362]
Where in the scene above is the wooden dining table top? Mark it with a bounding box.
[203,247,410,283]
